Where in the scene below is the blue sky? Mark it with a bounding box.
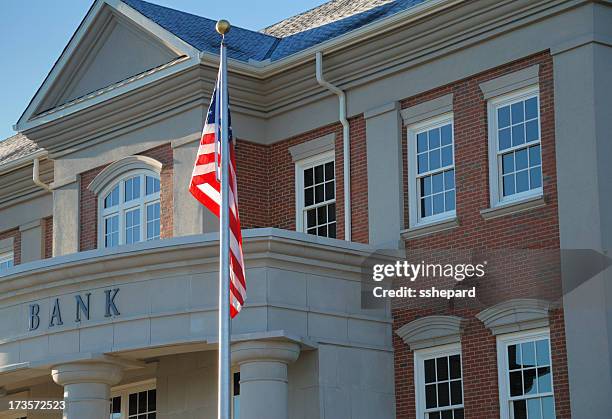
[0,0,324,140]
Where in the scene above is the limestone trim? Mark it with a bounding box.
[51,361,123,386]
[289,133,335,162]
[231,339,301,366]
[476,298,552,335]
[480,196,546,220]
[479,65,540,100]
[400,94,453,125]
[87,155,163,194]
[396,315,465,350]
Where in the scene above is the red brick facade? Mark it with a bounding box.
[43,216,53,259]
[79,143,174,251]
[0,228,20,265]
[393,51,570,418]
[236,115,369,243]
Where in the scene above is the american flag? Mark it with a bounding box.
[189,81,246,318]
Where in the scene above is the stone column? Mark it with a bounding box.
[231,340,300,419]
[51,361,123,419]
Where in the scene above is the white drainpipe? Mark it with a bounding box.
[33,157,51,191]
[315,51,351,241]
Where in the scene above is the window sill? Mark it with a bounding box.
[480,195,545,220]
[401,217,459,240]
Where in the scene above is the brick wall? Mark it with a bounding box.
[0,228,20,265]
[43,216,53,259]
[394,51,571,418]
[79,143,174,251]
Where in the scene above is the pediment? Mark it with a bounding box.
[16,0,199,131]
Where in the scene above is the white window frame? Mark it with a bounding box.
[0,251,13,271]
[487,85,543,208]
[294,150,336,236]
[407,113,456,228]
[97,170,161,249]
[414,342,464,419]
[496,328,555,419]
[110,379,156,419]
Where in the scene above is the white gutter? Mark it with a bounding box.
[316,51,351,242]
[33,157,51,191]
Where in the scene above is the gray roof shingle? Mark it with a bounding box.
[121,0,426,62]
[0,134,42,168]
[263,0,396,37]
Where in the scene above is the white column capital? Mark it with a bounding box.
[52,361,123,386]
[231,339,300,366]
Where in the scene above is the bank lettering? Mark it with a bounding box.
[28,288,120,331]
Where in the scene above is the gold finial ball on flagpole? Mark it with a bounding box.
[216,19,231,35]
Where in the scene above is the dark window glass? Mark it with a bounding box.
[441,410,452,419]
[450,380,462,405]
[305,188,314,206]
[317,206,327,224]
[508,345,521,370]
[523,369,537,395]
[449,355,461,379]
[513,400,527,419]
[325,182,334,200]
[324,162,334,180]
[425,359,436,383]
[454,408,464,419]
[307,209,317,228]
[436,357,449,381]
[129,393,137,415]
[304,168,314,187]
[111,396,121,413]
[328,223,336,238]
[138,391,147,414]
[314,165,324,183]
[328,204,336,222]
[510,371,523,397]
[315,184,324,203]
[425,384,437,408]
[437,382,450,407]
[148,389,156,412]
[317,225,327,237]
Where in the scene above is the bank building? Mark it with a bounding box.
[0,0,611,418]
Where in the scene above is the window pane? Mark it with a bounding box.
[138,391,147,414]
[429,149,441,171]
[444,170,455,190]
[325,181,334,200]
[437,382,450,407]
[418,153,429,174]
[542,396,555,419]
[125,176,141,202]
[529,145,541,166]
[502,153,514,175]
[111,396,121,413]
[105,185,119,208]
[432,173,444,194]
[454,408,464,419]
[515,149,528,171]
[148,389,156,412]
[441,124,452,146]
[105,216,119,248]
[328,204,336,222]
[129,393,138,415]
[305,187,314,206]
[525,97,538,120]
[441,146,453,167]
[537,367,552,393]
[516,170,529,193]
[307,209,317,228]
[317,206,327,224]
[511,102,524,124]
[146,176,160,195]
[324,162,334,180]
[512,124,525,147]
[328,223,336,238]
[524,368,537,395]
[527,397,542,418]
[437,357,449,381]
[426,384,437,408]
[314,165,324,184]
[526,120,539,142]
[429,412,440,419]
[315,184,324,203]
[499,128,511,150]
[522,342,536,368]
[304,168,314,187]
[433,193,444,215]
[510,371,523,396]
[422,176,432,196]
[429,128,440,148]
[417,132,428,153]
[146,203,161,240]
[449,355,461,379]
[445,190,455,212]
[441,410,452,419]
[508,344,522,370]
[317,225,327,237]
[422,197,433,217]
[536,339,550,366]
[425,359,436,383]
[126,208,141,244]
[498,106,511,128]
[513,400,527,419]
[503,174,515,196]
[450,380,462,405]
[530,167,542,189]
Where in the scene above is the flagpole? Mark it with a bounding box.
[216,19,232,419]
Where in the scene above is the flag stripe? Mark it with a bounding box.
[189,82,246,318]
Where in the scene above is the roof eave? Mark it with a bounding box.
[0,150,48,176]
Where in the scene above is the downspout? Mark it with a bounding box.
[33,157,51,191]
[315,51,351,241]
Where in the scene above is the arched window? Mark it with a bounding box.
[88,156,163,249]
